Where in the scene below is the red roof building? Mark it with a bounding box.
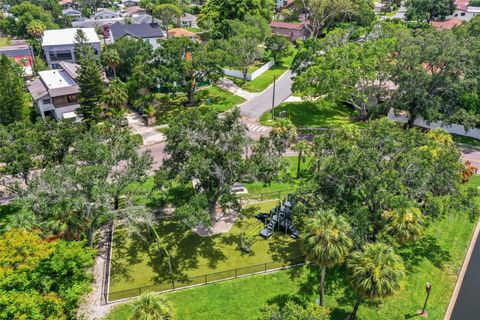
[270,21,308,42]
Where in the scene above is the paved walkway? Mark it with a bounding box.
[217,77,259,101]
[239,70,293,119]
[126,113,165,146]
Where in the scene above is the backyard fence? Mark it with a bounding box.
[107,256,306,303]
[224,60,275,81]
[238,189,297,205]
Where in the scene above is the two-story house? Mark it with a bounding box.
[27,61,108,120]
[42,28,101,68]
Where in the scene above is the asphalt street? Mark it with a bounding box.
[450,231,480,319]
[239,70,293,118]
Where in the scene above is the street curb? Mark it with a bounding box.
[444,218,480,319]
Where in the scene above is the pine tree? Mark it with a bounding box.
[76,31,104,123]
[0,55,29,125]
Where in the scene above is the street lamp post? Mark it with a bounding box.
[418,282,432,317]
[271,75,276,120]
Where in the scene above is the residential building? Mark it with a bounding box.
[270,21,308,42]
[59,0,78,9]
[42,28,100,68]
[109,22,165,49]
[168,28,198,42]
[122,0,140,8]
[72,17,124,28]
[93,8,121,20]
[27,61,108,120]
[180,13,198,28]
[449,0,480,21]
[62,8,84,21]
[0,39,35,76]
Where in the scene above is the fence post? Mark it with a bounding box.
[235,268,238,278]
[265,263,267,273]
[205,274,208,284]
[172,279,175,291]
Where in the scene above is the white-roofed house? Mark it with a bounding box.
[27,61,109,120]
[42,28,101,68]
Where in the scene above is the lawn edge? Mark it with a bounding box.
[443,218,480,319]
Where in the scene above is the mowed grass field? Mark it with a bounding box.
[109,200,302,300]
[259,101,358,128]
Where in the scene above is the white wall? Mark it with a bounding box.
[224,60,275,81]
[388,110,480,139]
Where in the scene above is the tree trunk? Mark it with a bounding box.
[319,266,326,306]
[296,150,302,179]
[407,114,416,128]
[87,226,94,247]
[242,69,248,84]
[187,89,195,106]
[114,194,119,210]
[349,297,362,320]
[112,67,117,78]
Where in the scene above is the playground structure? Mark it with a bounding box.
[257,194,301,239]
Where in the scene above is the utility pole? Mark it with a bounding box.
[271,75,276,120]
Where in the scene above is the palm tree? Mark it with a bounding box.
[347,242,405,320]
[381,207,424,244]
[102,47,120,78]
[292,140,311,179]
[129,292,176,320]
[303,210,353,306]
[270,119,297,156]
[103,79,128,119]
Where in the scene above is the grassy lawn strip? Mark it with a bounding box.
[227,49,296,93]
[260,100,358,128]
[154,86,245,125]
[106,176,480,319]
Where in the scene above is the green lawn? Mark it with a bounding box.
[185,27,203,33]
[154,86,245,124]
[227,49,297,93]
[105,184,478,319]
[109,200,301,300]
[259,100,358,128]
[451,134,480,148]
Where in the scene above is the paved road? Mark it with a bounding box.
[239,70,293,119]
[461,148,480,171]
[450,229,480,319]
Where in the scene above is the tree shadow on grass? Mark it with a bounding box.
[398,235,451,273]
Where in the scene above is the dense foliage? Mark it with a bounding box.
[0,230,95,320]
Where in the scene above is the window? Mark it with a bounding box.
[42,98,51,104]
[67,95,78,103]
[49,50,73,62]
[461,12,466,16]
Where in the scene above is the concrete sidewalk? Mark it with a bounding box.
[126,113,165,146]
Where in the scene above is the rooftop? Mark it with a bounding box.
[431,18,465,29]
[110,22,164,39]
[270,21,305,30]
[42,28,100,46]
[39,69,77,90]
[168,28,197,38]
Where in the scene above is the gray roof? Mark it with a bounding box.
[27,79,49,100]
[181,13,197,22]
[59,61,80,80]
[110,22,164,40]
[0,40,34,58]
[49,86,80,98]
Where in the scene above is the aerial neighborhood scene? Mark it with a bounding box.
[3,0,480,319]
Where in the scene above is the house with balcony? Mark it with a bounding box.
[42,28,100,68]
[27,61,108,120]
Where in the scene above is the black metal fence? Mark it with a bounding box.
[108,256,305,302]
[238,189,297,205]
